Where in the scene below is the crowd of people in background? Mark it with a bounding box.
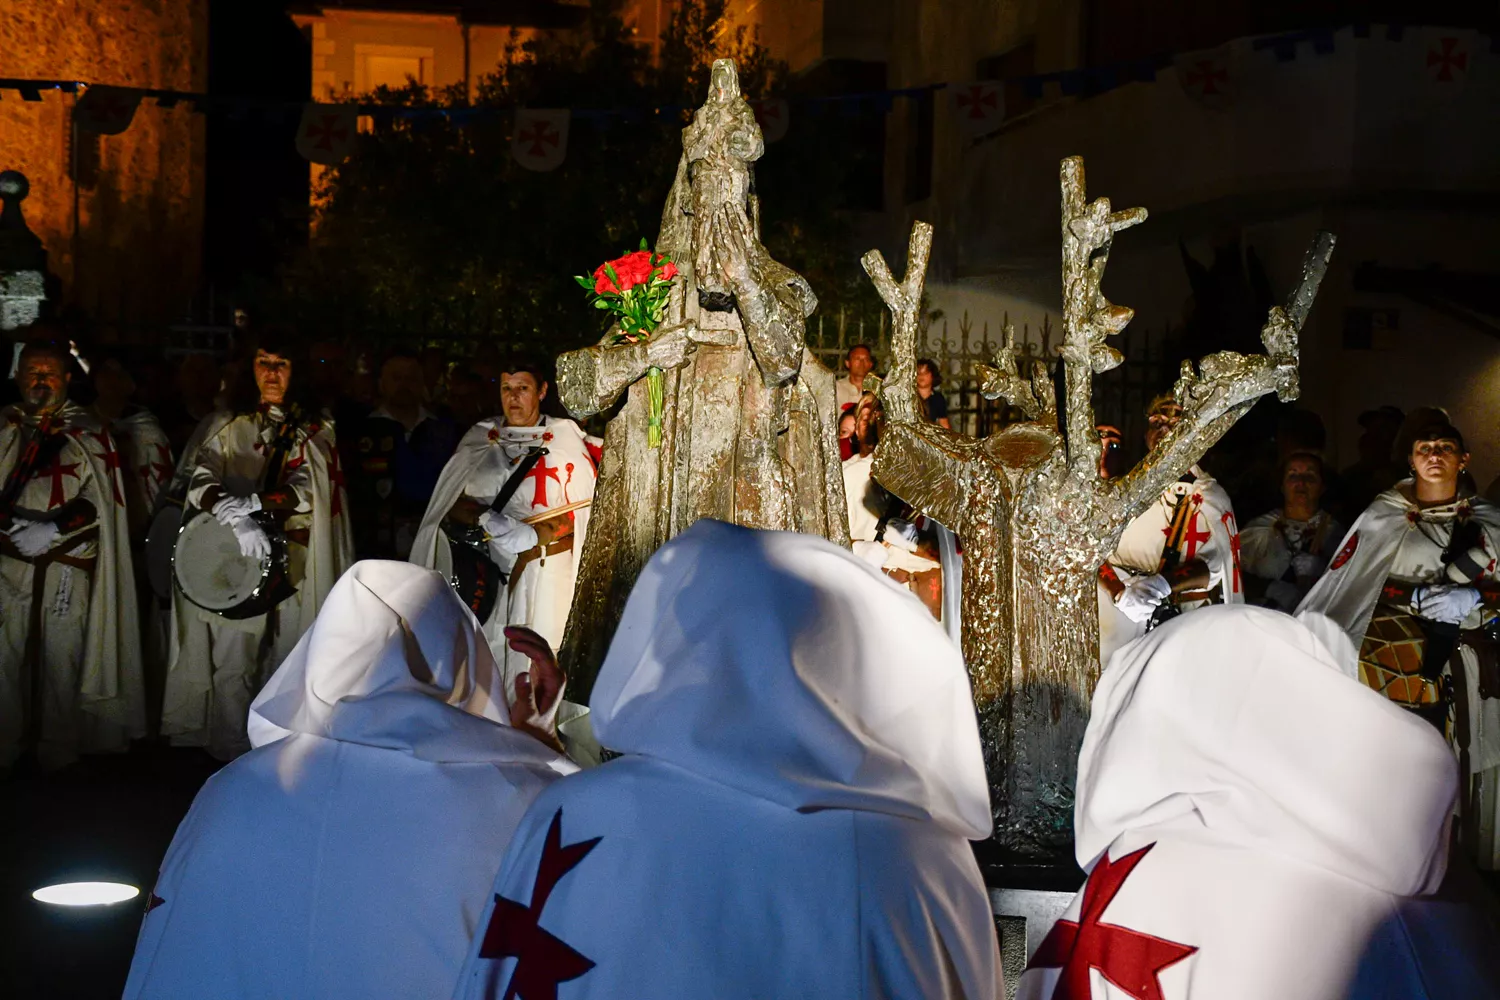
[2,327,1498,997]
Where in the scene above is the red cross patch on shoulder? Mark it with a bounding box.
[1329,532,1359,571]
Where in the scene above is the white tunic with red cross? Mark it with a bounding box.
[413,415,600,691]
[1098,466,1242,666]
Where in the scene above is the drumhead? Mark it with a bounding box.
[174,513,266,611]
[144,504,182,601]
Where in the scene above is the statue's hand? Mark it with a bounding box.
[645,322,697,371]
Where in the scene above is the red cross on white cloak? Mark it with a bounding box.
[89,431,125,506]
[145,442,174,488]
[327,445,346,518]
[1162,494,1212,561]
[1026,843,1196,1000]
[1222,510,1242,594]
[523,453,561,509]
[40,453,81,510]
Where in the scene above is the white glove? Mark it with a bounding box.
[883,518,920,554]
[851,540,890,569]
[1413,584,1482,625]
[1290,552,1321,579]
[212,494,261,525]
[232,517,272,561]
[8,518,60,558]
[479,510,538,557]
[1115,573,1171,624]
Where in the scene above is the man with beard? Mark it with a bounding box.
[1097,394,1243,665]
[0,336,143,768]
[161,332,353,760]
[412,360,599,699]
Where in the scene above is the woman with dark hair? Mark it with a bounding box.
[161,329,354,760]
[916,358,950,429]
[1299,408,1500,871]
[1240,451,1344,612]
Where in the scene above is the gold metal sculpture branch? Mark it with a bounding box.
[1058,156,1148,482]
[862,221,933,425]
[867,154,1335,857]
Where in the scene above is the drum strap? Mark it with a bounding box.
[258,406,303,495]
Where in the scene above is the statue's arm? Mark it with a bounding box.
[737,277,806,387]
[555,339,652,419]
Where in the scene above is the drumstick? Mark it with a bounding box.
[522,499,592,525]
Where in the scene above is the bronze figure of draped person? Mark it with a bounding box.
[555,59,848,696]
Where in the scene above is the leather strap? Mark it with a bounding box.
[509,536,574,589]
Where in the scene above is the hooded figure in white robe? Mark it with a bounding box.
[1017,606,1500,1000]
[454,520,1003,1000]
[125,561,576,1000]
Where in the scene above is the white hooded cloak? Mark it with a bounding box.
[453,519,1003,1000]
[125,561,576,1000]
[1017,606,1500,1000]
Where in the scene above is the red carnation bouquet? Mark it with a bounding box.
[575,240,680,448]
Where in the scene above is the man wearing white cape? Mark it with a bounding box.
[125,561,577,1000]
[1098,395,1242,666]
[411,362,599,693]
[1298,410,1500,871]
[1017,606,1500,1000]
[161,335,354,760]
[0,339,144,768]
[454,520,1003,1000]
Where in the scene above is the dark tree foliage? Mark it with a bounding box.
[263,0,882,357]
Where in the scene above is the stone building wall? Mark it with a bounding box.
[0,0,208,338]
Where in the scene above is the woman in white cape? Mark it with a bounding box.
[125,561,576,1000]
[1017,606,1500,1000]
[453,520,1003,1000]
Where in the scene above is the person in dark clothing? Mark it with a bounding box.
[917,358,950,429]
[344,350,459,560]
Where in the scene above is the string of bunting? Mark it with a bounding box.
[1,21,1490,172]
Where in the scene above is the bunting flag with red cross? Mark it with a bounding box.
[512,109,570,172]
[749,98,789,143]
[950,81,1005,138]
[74,85,143,136]
[1422,28,1473,94]
[1174,45,1235,109]
[295,103,358,165]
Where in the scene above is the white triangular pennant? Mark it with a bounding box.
[749,99,789,143]
[950,81,1004,138]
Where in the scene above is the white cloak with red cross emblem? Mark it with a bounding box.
[125,562,575,1000]
[0,401,145,765]
[1017,606,1500,1000]
[411,415,599,692]
[1098,466,1242,665]
[453,522,1003,1000]
[1297,483,1500,870]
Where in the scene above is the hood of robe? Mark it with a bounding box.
[589,519,991,839]
[248,560,571,771]
[1078,605,1456,896]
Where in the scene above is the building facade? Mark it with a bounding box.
[0,0,208,337]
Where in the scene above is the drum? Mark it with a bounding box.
[144,503,182,601]
[172,509,297,620]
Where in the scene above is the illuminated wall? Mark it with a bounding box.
[0,0,208,336]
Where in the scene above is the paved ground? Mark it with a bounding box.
[1,746,221,999]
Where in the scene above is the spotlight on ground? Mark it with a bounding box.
[31,882,141,907]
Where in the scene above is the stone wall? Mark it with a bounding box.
[0,0,208,338]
